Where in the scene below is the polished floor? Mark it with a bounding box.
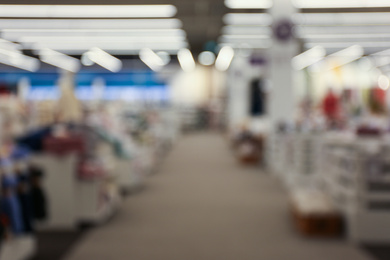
[64,133,375,260]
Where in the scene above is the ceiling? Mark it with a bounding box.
[0,0,238,55]
[1,1,390,73]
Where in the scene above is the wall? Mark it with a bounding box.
[169,65,211,106]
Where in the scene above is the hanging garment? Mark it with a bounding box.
[29,166,48,221]
[16,127,52,152]
[322,90,340,120]
[1,175,24,234]
[16,172,34,233]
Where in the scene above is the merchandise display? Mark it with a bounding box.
[0,72,179,258]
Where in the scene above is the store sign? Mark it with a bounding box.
[273,18,294,42]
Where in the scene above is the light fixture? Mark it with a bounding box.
[39,48,80,73]
[81,52,94,66]
[378,75,390,90]
[0,5,177,18]
[18,36,186,44]
[177,48,196,72]
[156,51,171,65]
[0,19,183,30]
[369,49,390,68]
[221,26,272,36]
[139,48,165,71]
[1,29,186,41]
[198,51,216,66]
[327,45,364,69]
[0,38,22,52]
[293,0,390,9]
[219,38,272,48]
[225,0,273,9]
[292,46,326,70]
[0,49,39,72]
[304,42,390,52]
[220,35,270,40]
[27,42,189,55]
[86,47,122,72]
[294,13,390,26]
[223,13,272,26]
[215,46,235,71]
[296,25,390,38]
[219,42,270,50]
[358,57,374,71]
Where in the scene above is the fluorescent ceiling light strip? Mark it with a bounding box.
[309,45,364,72]
[86,47,122,72]
[139,48,165,71]
[45,49,181,56]
[294,13,390,26]
[28,42,188,53]
[221,35,270,40]
[178,48,195,72]
[1,29,186,40]
[301,34,390,40]
[39,48,80,73]
[219,42,271,49]
[0,49,39,72]
[368,49,390,67]
[292,46,326,70]
[371,56,390,67]
[215,46,235,71]
[0,38,21,51]
[222,26,272,35]
[327,45,364,68]
[293,0,390,8]
[219,38,272,47]
[296,25,390,36]
[0,19,182,30]
[223,13,272,26]
[24,41,188,52]
[18,36,187,44]
[371,49,390,56]
[225,0,272,9]
[0,5,177,18]
[305,42,390,50]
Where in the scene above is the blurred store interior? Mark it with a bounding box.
[0,0,390,259]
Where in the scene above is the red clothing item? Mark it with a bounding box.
[372,87,386,105]
[322,92,339,120]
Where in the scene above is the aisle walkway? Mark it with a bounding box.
[65,133,374,260]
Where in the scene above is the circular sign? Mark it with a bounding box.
[273,19,294,42]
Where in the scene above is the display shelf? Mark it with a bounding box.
[0,236,36,260]
[31,151,122,230]
[321,136,390,243]
[268,132,323,188]
[75,177,121,225]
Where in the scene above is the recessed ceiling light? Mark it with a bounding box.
[198,51,216,66]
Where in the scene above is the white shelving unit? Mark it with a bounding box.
[321,135,390,243]
[31,153,120,230]
[268,132,323,188]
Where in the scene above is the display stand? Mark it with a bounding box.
[268,132,322,188]
[31,152,120,230]
[31,154,78,230]
[321,135,390,243]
